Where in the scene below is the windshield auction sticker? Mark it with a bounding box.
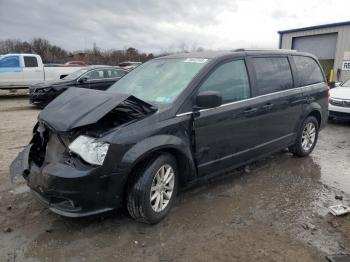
[184,58,208,63]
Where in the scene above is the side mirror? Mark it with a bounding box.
[195,91,222,109]
[78,77,88,83]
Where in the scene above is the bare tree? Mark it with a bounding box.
[0,38,155,65]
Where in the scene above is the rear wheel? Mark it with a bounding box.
[126,154,178,224]
[289,116,319,157]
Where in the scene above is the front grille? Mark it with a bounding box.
[31,122,70,166]
[35,89,45,94]
[30,88,48,94]
[44,133,69,163]
[30,123,50,166]
[330,98,350,108]
[29,88,35,94]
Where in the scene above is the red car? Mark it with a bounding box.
[64,61,88,67]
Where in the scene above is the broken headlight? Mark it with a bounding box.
[68,135,109,165]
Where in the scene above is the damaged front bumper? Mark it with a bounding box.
[10,88,157,218]
[10,144,127,217]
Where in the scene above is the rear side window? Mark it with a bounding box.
[252,57,293,95]
[0,56,20,67]
[84,69,104,80]
[293,56,324,86]
[103,69,127,78]
[24,56,38,67]
[198,60,250,103]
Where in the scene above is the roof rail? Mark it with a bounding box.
[233,48,296,52]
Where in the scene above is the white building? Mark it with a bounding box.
[279,21,350,82]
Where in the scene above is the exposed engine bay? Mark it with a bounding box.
[30,95,157,168]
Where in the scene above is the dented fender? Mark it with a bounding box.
[120,134,196,179]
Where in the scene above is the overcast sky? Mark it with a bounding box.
[1,0,350,54]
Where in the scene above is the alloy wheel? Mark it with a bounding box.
[301,122,316,151]
[150,164,175,212]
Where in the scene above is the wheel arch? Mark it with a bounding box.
[289,106,321,157]
[292,103,323,141]
[307,109,321,127]
[121,135,197,189]
[299,103,323,130]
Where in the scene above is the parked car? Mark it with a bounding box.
[29,66,128,108]
[10,50,328,224]
[329,78,350,120]
[119,61,141,70]
[0,54,86,89]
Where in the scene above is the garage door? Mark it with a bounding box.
[292,33,337,60]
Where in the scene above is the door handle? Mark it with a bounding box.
[244,107,258,115]
[261,103,273,110]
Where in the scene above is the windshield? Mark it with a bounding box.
[108,58,209,104]
[64,68,89,80]
[342,78,350,87]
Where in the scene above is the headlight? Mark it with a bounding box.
[68,135,109,165]
[35,87,51,93]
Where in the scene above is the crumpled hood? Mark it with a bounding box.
[38,88,155,132]
[330,87,350,100]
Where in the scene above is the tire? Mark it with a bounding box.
[126,154,178,224]
[289,116,319,157]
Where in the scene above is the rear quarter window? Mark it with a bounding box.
[115,69,127,77]
[85,69,104,80]
[293,56,325,87]
[251,57,294,95]
[24,56,39,67]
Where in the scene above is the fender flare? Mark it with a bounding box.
[120,134,197,183]
[304,102,323,125]
[294,102,322,134]
[305,102,322,118]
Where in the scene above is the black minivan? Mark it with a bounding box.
[11,49,328,224]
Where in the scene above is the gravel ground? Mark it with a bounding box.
[0,96,349,262]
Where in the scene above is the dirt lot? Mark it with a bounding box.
[0,96,350,262]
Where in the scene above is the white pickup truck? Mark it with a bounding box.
[0,54,83,89]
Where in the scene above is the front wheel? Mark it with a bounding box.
[289,116,319,157]
[126,154,178,224]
